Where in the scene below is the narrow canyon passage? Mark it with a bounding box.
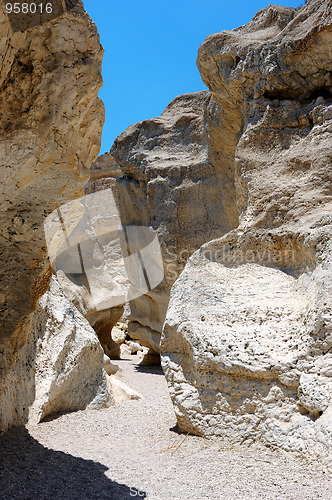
[1,1,332,496]
[1,356,331,500]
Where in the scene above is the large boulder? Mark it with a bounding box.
[110,91,239,352]
[161,0,332,467]
[27,277,112,426]
[0,1,106,431]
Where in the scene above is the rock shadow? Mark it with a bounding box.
[0,428,146,499]
[134,364,163,375]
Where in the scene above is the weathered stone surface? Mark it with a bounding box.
[1,277,112,427]
[0,1,105,431]
[58,270,124,360]
[161,0,332,468]
[55,171,128,359]
[103,354,121,375]
[111,91,239,351]
[111,322,128,345]
[138,351,161,367]
[85,153,123,195]
[108,375,142,404]
[120,343,132,358]
[83,156,128,357]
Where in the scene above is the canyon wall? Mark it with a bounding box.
[111,91,239,352]
[161,0,332,467]
[55,153,126,360]
[0,1,109,431]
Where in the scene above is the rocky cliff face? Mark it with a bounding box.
[56,154,127,360]
[161,0,332,467]
[0,1,108,431]
[111,91,239,352]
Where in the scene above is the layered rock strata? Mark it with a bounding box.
[161,0,332,467]
[111,91,239,352]
[0,1,108,430]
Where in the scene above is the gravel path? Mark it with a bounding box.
[1,355,331,500]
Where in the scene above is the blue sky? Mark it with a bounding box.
[83,0,302,154]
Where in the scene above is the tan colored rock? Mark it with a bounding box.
[120,343,132,358]
[53,180,128,359]
[111,91,239,351]
[85,153,123,194]
[298,374,332,416]
[0,1,105,431]
[52,153,130,359]
[161,0,332,468]
[95,322,121,359]
[128,322,161,354]
[103,354,121,376]
[4,277,112,427]
[123,340,145,355]
[138,351,161,367]
[59,277,123,361]
[57,271,124,356]
[108,375,142,404]
[111,323,128,345]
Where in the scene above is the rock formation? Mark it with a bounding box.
[27,277,112,425]
[55,153,131,359]
[161,0,332,467]
[85,152,123,195]
[111,91,239,353]
[0,1,109,431]
[109,376,142,404]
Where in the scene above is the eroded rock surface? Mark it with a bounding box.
[55,154,128,359]
[0,1,106,430]
[111,91,239,352]
[27,277,112,425]
[85,152,123,195]
[161,0,332,467]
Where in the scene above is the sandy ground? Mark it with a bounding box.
[1,355,331,500]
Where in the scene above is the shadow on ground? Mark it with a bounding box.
[0,428,146,500]
[134,365,163,375]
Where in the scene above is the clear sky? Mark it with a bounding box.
[83,0,302,154]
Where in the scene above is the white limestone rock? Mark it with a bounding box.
[3,277,112,427]
[111,91,239,352]
[108,376,142,404]
[161,0,332,469]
